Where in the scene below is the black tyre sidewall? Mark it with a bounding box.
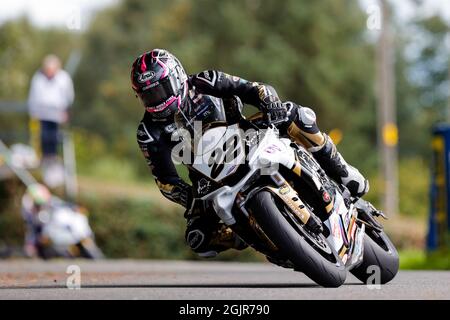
[350,231,399,285]
[250,191,347,288]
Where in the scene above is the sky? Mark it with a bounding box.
[361,0,450,23]
[0,0,449,31]
[0,0,119,30]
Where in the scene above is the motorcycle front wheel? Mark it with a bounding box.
[249,190,347,288]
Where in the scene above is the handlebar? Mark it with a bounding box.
[264,102,293,127]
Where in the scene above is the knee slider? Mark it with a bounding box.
[292,106,319,135]
[186,229,208,252]
[185,216,215,253]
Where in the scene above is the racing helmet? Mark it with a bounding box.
[131,49,188,119]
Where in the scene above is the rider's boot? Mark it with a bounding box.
[309,134,369,198]
[209,225,248,253]
[187,222,248,258]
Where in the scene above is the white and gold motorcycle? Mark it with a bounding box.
[174,98,399,287]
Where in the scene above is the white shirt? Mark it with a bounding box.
[28,70,74,123]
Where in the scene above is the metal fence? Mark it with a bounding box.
[0,101,27,113]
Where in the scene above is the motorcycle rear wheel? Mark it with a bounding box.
[249,190,346,288]
[350,229,399,285]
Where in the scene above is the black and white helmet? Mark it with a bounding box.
[131,49,188,119]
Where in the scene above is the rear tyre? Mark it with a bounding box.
[350,230,399,284]
[249,191,346,288]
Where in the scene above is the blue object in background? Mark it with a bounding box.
[427,124,450,251]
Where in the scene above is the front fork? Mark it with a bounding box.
[266,172,324,234]
[235,164,329,237]
[287,159,370,266]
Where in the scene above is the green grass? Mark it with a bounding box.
[2,173,449,266]
[399,249,450,270]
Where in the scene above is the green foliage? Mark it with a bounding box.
[0,177,260,260]
[1,1,449,260]
[411,16,449,117]
[78,186,261,261]
[1,1,447,183]
[363,157,430,219]
[0,18,79,144]
[0,179,26,248]
[84,194,188,259]
[73,128,140,181]
[73,0,378,174]
[0,169,429,259]
[395,15,449,160]
[398,158,430,217]
[400,249,450,270]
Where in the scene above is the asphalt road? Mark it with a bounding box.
[0,260,448,300]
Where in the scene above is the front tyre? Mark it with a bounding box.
[351,230,399,284]
[249,191,346,288]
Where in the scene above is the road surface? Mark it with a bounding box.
[0,260,448,299]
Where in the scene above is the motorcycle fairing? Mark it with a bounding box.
[191,124,246,182]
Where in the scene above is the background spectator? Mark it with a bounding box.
[28,54,74,161]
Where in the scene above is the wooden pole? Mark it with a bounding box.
[377,0,399,216]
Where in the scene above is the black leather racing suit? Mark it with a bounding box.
[137,70,324,256]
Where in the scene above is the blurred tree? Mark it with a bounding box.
[2,1,448,255]
[395,15,449,160]
[412,16,449,120]
[0,18,78,143]
[74,0,378,176]
[1,1,446,180]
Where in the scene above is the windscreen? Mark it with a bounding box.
[175,96,228,157]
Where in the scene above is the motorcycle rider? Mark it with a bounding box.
[21,183,92,258]
[131,49,369,257]
[21,184,52,257]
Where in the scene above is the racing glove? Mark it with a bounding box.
[256,84,288,123]
[263,100,289,123]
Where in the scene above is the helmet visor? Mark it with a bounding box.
[138,75,181,111]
